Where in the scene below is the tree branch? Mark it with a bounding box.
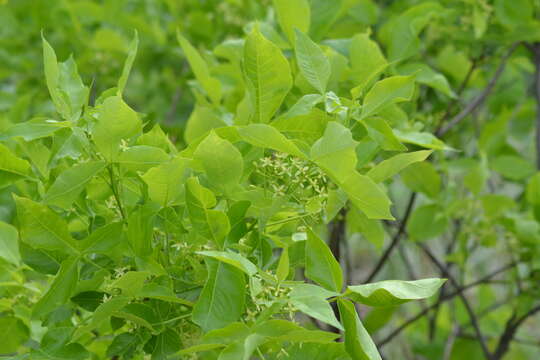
[364,192,417,283]
[378,261,517,348]
[417,243,493,360]
[493,304,540,359]
[437,42,521,137]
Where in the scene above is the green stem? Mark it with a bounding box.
[107,165,126,221]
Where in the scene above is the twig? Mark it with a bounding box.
[107,165,126,221]
[417,243,493,360]
[493,305,540,359]
[437,42,521,137]
[378,261,516,348]
[328,208,346,333]
[364,192,417,283]
[435,57,479,133]
[428,220,462,340]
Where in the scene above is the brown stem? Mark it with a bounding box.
[378,261,517,348]
[364,192,417,283]
[428,220,461,340]
[328,208,346,332]
[418,243,493,360]
[493,305,540,359]
[437,42,521,137]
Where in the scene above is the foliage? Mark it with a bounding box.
[1,0,540,359]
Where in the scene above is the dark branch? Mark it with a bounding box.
[364,192,417,283]
[437,42,521,137]
[378,261,517,348]
[417,243,493,360]
[493,304,540,359]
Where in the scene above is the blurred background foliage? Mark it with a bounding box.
[2,0,540,359]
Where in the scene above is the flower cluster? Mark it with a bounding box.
[253,152,330,211]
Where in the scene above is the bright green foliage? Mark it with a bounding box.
[345,278,447,307]
[244,27,292,123]
[2,0,540,359]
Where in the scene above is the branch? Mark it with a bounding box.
[428,220,462,340]
[417,243,493,360]
[437,42,521,137]
[364,192,417,283]
[377,261,517,348]
[493,304,540,360]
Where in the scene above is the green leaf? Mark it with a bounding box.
[337,298,382,360]
[305,228,342,292]
[34,327,90,359]
[186,177,230,247]
[310,122,358,181]
[141,157,191,207]
[0,143,32,188]
[495,0,533,28]
[244,27,292,123]
[276,247,289,283]
[407,204,448,241]
[42,35,89,122]
[345,278,446,307]
[0,317,29,354]
[71,291,106,312]
[294,29,330,94]
[348,209,385,250]
[93,96,142,162]
[252,319,339,343]
[194,131,243,193]
[111,271,150,298]
[311,123,393,219]
[287,343,350,360]
[0,221,21,266]
[350,33,388,97]
[43,160,106,209]
[128,204,159,257]
[198,250,258,276]
[185,105,227,144]
[177,32,222,105]
[273,0,310,44]
[361,117,406,152]
[367,150,433,183]
[80,222,123,254]
[33,257,79,318]
[106,332,140,359]
[289,284,343,330]
[401,162,441,198]
[394,129,452,150]
[238,124,305,158]
[491,155,535,181]
[151,328,182,360]
[277,93,324,119]
[526,172,540,205]
[117,30,138,96]
[192,259,246,332]
[340,172,393,220]
[138,283,194,306]
[118,145,170,173]
[0,119,70,141]
[309,0,344,41]
[398,63,456,98]
[14,195,80,255]
[359,76,415,120]
[74,296,131,338]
